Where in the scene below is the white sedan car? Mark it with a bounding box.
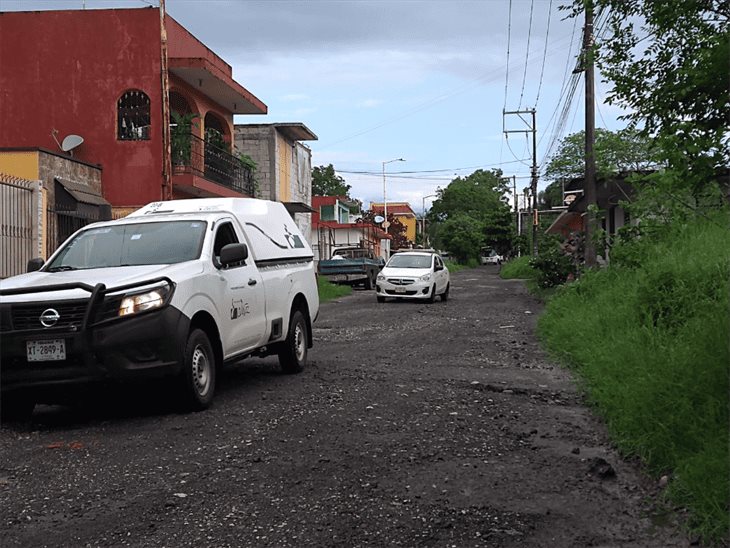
[376,251,450,303]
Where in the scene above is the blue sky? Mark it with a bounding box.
[2,0,627,211]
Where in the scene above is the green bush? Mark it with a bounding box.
[529,248,576,288]
[538,213,730,543]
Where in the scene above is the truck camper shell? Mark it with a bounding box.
[128,198,313,264]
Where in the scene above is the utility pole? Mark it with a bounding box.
[530,109,538,256]
[503,109,539,255]
[583,0,597,267]
[512,175,518,237]
[159,0,172,201]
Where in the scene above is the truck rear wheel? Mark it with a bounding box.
[364,274,373,290]
[278,309,308,374]
[179,329,216,410]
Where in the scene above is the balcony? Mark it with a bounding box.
[171,132,255,197]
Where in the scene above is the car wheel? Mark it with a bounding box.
[440,283,450,301]
[377,296,385,303]
[0,393,35,423]
[278,309,308,374]
[428,284,437,303]
[179,328,216,411]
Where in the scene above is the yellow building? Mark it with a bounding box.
[369,202,417,245]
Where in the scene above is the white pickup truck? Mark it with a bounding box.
[0,198,319,418]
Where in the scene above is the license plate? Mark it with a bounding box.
[26,339,66,362]
[395,286,406,293]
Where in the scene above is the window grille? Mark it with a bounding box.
[117,90,151,141]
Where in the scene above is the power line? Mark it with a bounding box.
[503,0,513,113]
[337,158,531,177]
[533,0,554,108]
[518,0,535,109]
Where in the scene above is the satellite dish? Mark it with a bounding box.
[374,215,385,224]
[61,134,84,153]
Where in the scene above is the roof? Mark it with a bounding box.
[369,202,416,217]
[55,177,110,206]
[168,58,267,115]
[237,123,317,141]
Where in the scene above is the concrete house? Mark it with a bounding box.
[234,123,317,244]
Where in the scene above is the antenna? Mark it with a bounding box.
[61,134,84,154]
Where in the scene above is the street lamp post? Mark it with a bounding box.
[382,158,405,237]
[421,193,436,248]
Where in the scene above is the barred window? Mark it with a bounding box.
[117,90,151,141]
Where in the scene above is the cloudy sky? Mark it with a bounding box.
[2,0,626,211]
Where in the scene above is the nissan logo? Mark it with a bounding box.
[39,308,61,328]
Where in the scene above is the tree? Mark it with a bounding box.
[427,169,513,258]
[429,169,509,222]
[538,181,564,209]
[361,210,409,250]
[543,128,659,182]
[312,164,351,196]
[564,0,729,192]
[435,214,484,264]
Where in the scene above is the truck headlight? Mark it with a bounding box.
[119,283,172,317]
[419,273,431,282]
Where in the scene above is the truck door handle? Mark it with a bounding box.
[248,279,258,286]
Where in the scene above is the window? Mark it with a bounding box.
[118,90,151,141]
[213,222,244,268]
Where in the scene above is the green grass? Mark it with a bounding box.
[500,255,536,280]
[537,213,730,543]
[444,258,478,273]
[317,276,352,303]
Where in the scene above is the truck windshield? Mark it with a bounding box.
[46,221,207,270]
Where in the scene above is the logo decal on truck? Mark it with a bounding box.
[230,299,250,320]
[245,222,305,249]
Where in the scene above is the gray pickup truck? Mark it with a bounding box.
[317,247,384,290]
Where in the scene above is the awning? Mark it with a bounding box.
[283,202,316,214]
[54,178,112,220]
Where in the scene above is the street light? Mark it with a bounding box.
[382,158,405,235]
[421,193,436,248]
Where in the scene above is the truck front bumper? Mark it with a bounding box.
[0,279,189,395]
[0,305,189,394]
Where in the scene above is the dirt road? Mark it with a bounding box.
[0,266,687,547]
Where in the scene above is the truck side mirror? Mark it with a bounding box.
[27,258,44,272]
[220,243,248,267]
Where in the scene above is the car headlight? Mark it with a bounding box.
[377,274,385,281]
[119,283,172,317]
[419,273,431,282]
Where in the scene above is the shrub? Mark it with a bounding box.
[529,248,576,288]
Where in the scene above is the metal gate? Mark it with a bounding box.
[0,175,43,279]
[45,208,106,258]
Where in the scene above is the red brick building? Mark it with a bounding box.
[0,7,267,215]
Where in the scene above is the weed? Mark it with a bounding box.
[538,212,730,543]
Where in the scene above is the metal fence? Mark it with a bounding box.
[0,175,43,279]
[172,133,256,196]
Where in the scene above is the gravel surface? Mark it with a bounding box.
[0,266,689,547]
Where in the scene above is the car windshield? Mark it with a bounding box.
[387,254,432,268]
[45,220,207,270]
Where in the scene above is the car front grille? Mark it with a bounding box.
[386,278,415,286]
[9,300,89,332]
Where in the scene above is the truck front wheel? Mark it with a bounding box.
[278,309,308,374]
[179,328,216,410]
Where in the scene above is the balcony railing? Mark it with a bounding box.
[171,132,255,197]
